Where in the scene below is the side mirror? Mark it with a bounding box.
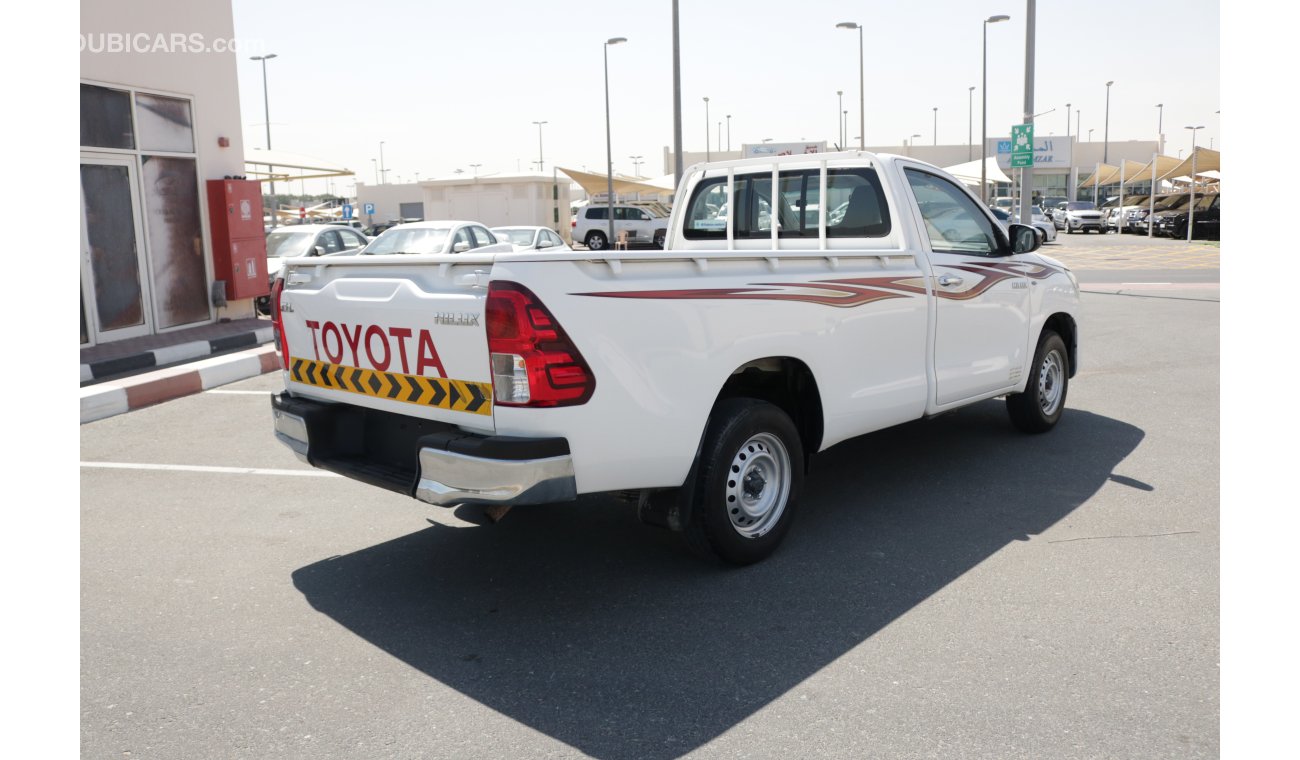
[313,245,326,256]
[536,241,552,249]
[1009,223,1041,254]
[452,241,471,253]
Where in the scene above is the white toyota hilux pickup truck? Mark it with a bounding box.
[271,152,1080,565]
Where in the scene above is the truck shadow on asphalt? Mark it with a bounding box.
[292,401,1143,760]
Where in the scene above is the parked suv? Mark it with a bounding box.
[1154,194,1219,240]
[1061,201,1105,234]
[573,204,669,250]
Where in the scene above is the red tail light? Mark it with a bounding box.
[486,281,595,407]
[270,277,289,367]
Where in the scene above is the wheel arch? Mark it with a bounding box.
[710,356,824,462]
[1042,312,1078,378]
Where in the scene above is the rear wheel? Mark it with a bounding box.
[685,399,804,565]
[585,231,607,250]
[653,230,667,249]
[1006,330,1069,433]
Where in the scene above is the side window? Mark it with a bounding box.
[340,230,366,250]
[682,177,729,239]
[452,228,471,251]
[586,207,607,220]
[736,174,774,238]
[904,168,1005,256]
[470,226,496,247]
[776,170,820,238]
[317,230,343,253]
[825,168,891,238]
[636,209,652,221]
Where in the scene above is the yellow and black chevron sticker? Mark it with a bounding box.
[288,357,492,416]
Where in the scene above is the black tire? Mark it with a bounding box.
[685,399,804,565]
[653,230,666,249]
[1066,226,1074,234]
[1006,330,1069,433]
[585,231,607,251]
[255,295,272,316]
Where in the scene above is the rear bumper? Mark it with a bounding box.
[271,392,576,507]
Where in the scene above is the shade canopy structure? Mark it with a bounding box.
[1084,149,1220,188]
[557,167,676,198]
[1153,147,1219,182]
[244,149,355,183]
[942,156,1011,185]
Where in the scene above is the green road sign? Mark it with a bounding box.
[1011,124,1034,168]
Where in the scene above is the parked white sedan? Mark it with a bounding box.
[491,226,572,252]
[360,221,516,255]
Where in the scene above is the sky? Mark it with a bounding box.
[230,0,1219,195]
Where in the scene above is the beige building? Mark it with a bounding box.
[80,0,250,348]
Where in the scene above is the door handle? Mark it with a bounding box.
[937,274,964,287]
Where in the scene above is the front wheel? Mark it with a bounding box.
[585,231,607,251]
[685,399,804,565]
[1006,331,1069,433]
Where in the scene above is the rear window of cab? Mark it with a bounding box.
[683,167,891,240]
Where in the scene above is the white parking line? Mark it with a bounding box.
[205,390,273,395]
[81,461,340,478]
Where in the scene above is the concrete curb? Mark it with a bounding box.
[80,327,275,383]
[80,344,281,424]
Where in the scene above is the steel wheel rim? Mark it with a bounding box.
[1038,349,1064,415]
[724,433,791,538]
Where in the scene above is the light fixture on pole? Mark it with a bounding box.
[1103,80,1114,163]
[932,107,938,146]
[968,86,976,161]
[1184,125,1204,242]
[981,14,1010,202]
[379,141,386,184]
[370,158,378,185]
[726,114,732,152]
[470,163,481,177]
[837,90,844,147]
[1088,128,1094,142]
[836,22,865,149]
[1065,102,1071,141]
[718,121,722,155]
[604,36,628,249]
[532,120,548,172]
[907,133,921,157]
[703,96,710,161]
[250,53,278,221]
[629,155,643,178]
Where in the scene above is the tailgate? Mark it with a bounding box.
[278,256,495,433]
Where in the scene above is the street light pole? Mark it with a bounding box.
[672,0,683,188]
[933,106,938,146]
[968,86,976,161]
[703,96,710,161]
[250,53,278,223]
[726,114,732,152]
[981,14,1010,203]
[1155,103,1164,152]
[1185,125,1203,242]
[1019,0,1036,226]
[1066,102,1071,141]
[470,163,481,178]
[1103,80,1114,163]
[604,37,628,249]
[371,158,378,185]
[532,120,548,172]
[837,90,844,147]
[836,22,865,149]
[629,155,643,177]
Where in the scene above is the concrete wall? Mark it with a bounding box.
[81,1,246,180]
[357,175,574,243]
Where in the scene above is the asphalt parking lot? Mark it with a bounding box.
[81,239,1219,759]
